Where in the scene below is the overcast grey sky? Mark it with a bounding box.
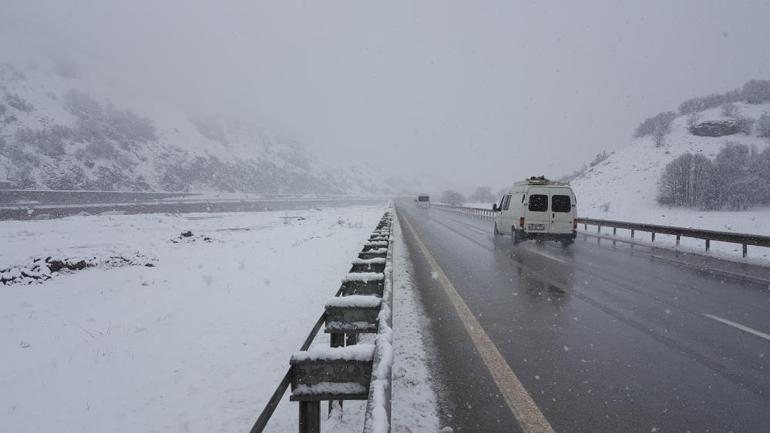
[2,0,770,191]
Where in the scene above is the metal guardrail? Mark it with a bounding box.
[362,217,394,433]
[249,209,394,433]
[430,203,770,258]
[577,217,770,258]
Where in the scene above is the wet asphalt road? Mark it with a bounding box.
[397,201,770,433]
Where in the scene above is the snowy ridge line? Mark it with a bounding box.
[248,207,395,433]
[433,203,770,259]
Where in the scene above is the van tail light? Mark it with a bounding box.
[572,219,577,230]
[519,217,525,228]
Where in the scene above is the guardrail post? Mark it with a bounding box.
[706,239,710,252]
[743,244,748,258]
[676,235,680,247]
[631,229,635,239]
[328,332,345,418]
[612,228,617,246]
[299,402,320,433]
[651,232,655,243]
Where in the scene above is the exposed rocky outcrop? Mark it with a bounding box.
[688,119,739,137]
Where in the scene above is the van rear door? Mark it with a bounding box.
[524,188,550,233]
[549,188,574,233]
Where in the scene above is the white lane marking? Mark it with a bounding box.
[526,247,566,264]
[402,213,555,433]
[703,314,770,342]
[465,225,488,235]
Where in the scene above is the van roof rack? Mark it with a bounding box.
[523,176,569,186]
[526,176,550,185]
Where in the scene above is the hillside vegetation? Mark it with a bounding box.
[571,80,770,236]
[0,60,391,195]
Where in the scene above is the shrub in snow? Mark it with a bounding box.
[756,113,770,138]
[589,150,610,167]
[721,102,738,117]
[678,90,742,115]
[15,126,70,157]
[686,113,699,127]
[742,80,770,104]
[5,93,33,112]
[633,111,676,147]
[85,140,118,159]
[735,116,754,135]
[440,190,465,206]
[42,164,89,190]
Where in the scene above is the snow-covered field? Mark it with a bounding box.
[0,205,402,432]
[0,205,440,433]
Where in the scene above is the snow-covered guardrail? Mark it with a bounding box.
[431,203,770,258]
[577,217,770,258]
[249,209,394,433]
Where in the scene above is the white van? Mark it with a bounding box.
[416,194,430,208]
[493,176,577,246]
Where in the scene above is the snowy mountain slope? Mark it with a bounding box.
[0,58,393,195]
[571,102,770,236]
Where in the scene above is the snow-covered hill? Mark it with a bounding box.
[571,102,770,236]
[0,57,395,195]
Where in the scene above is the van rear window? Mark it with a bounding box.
[528,194,548,212]
[552,195,571,212]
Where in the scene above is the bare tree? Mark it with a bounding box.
[634,111,676,147]
[468,186,495,203]
[658,153,712,207]
[440,190,466,206]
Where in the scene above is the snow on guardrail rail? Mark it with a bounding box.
[249,207,394,433]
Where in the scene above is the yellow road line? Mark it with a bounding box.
[401,213,556,433]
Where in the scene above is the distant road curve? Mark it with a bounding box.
[0,189,387,220]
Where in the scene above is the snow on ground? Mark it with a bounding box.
[0,205,390,433]
[390,215,440,433]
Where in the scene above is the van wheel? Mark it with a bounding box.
[493,223,500,236]
[512,227,521,245]
[561,239,574,248]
